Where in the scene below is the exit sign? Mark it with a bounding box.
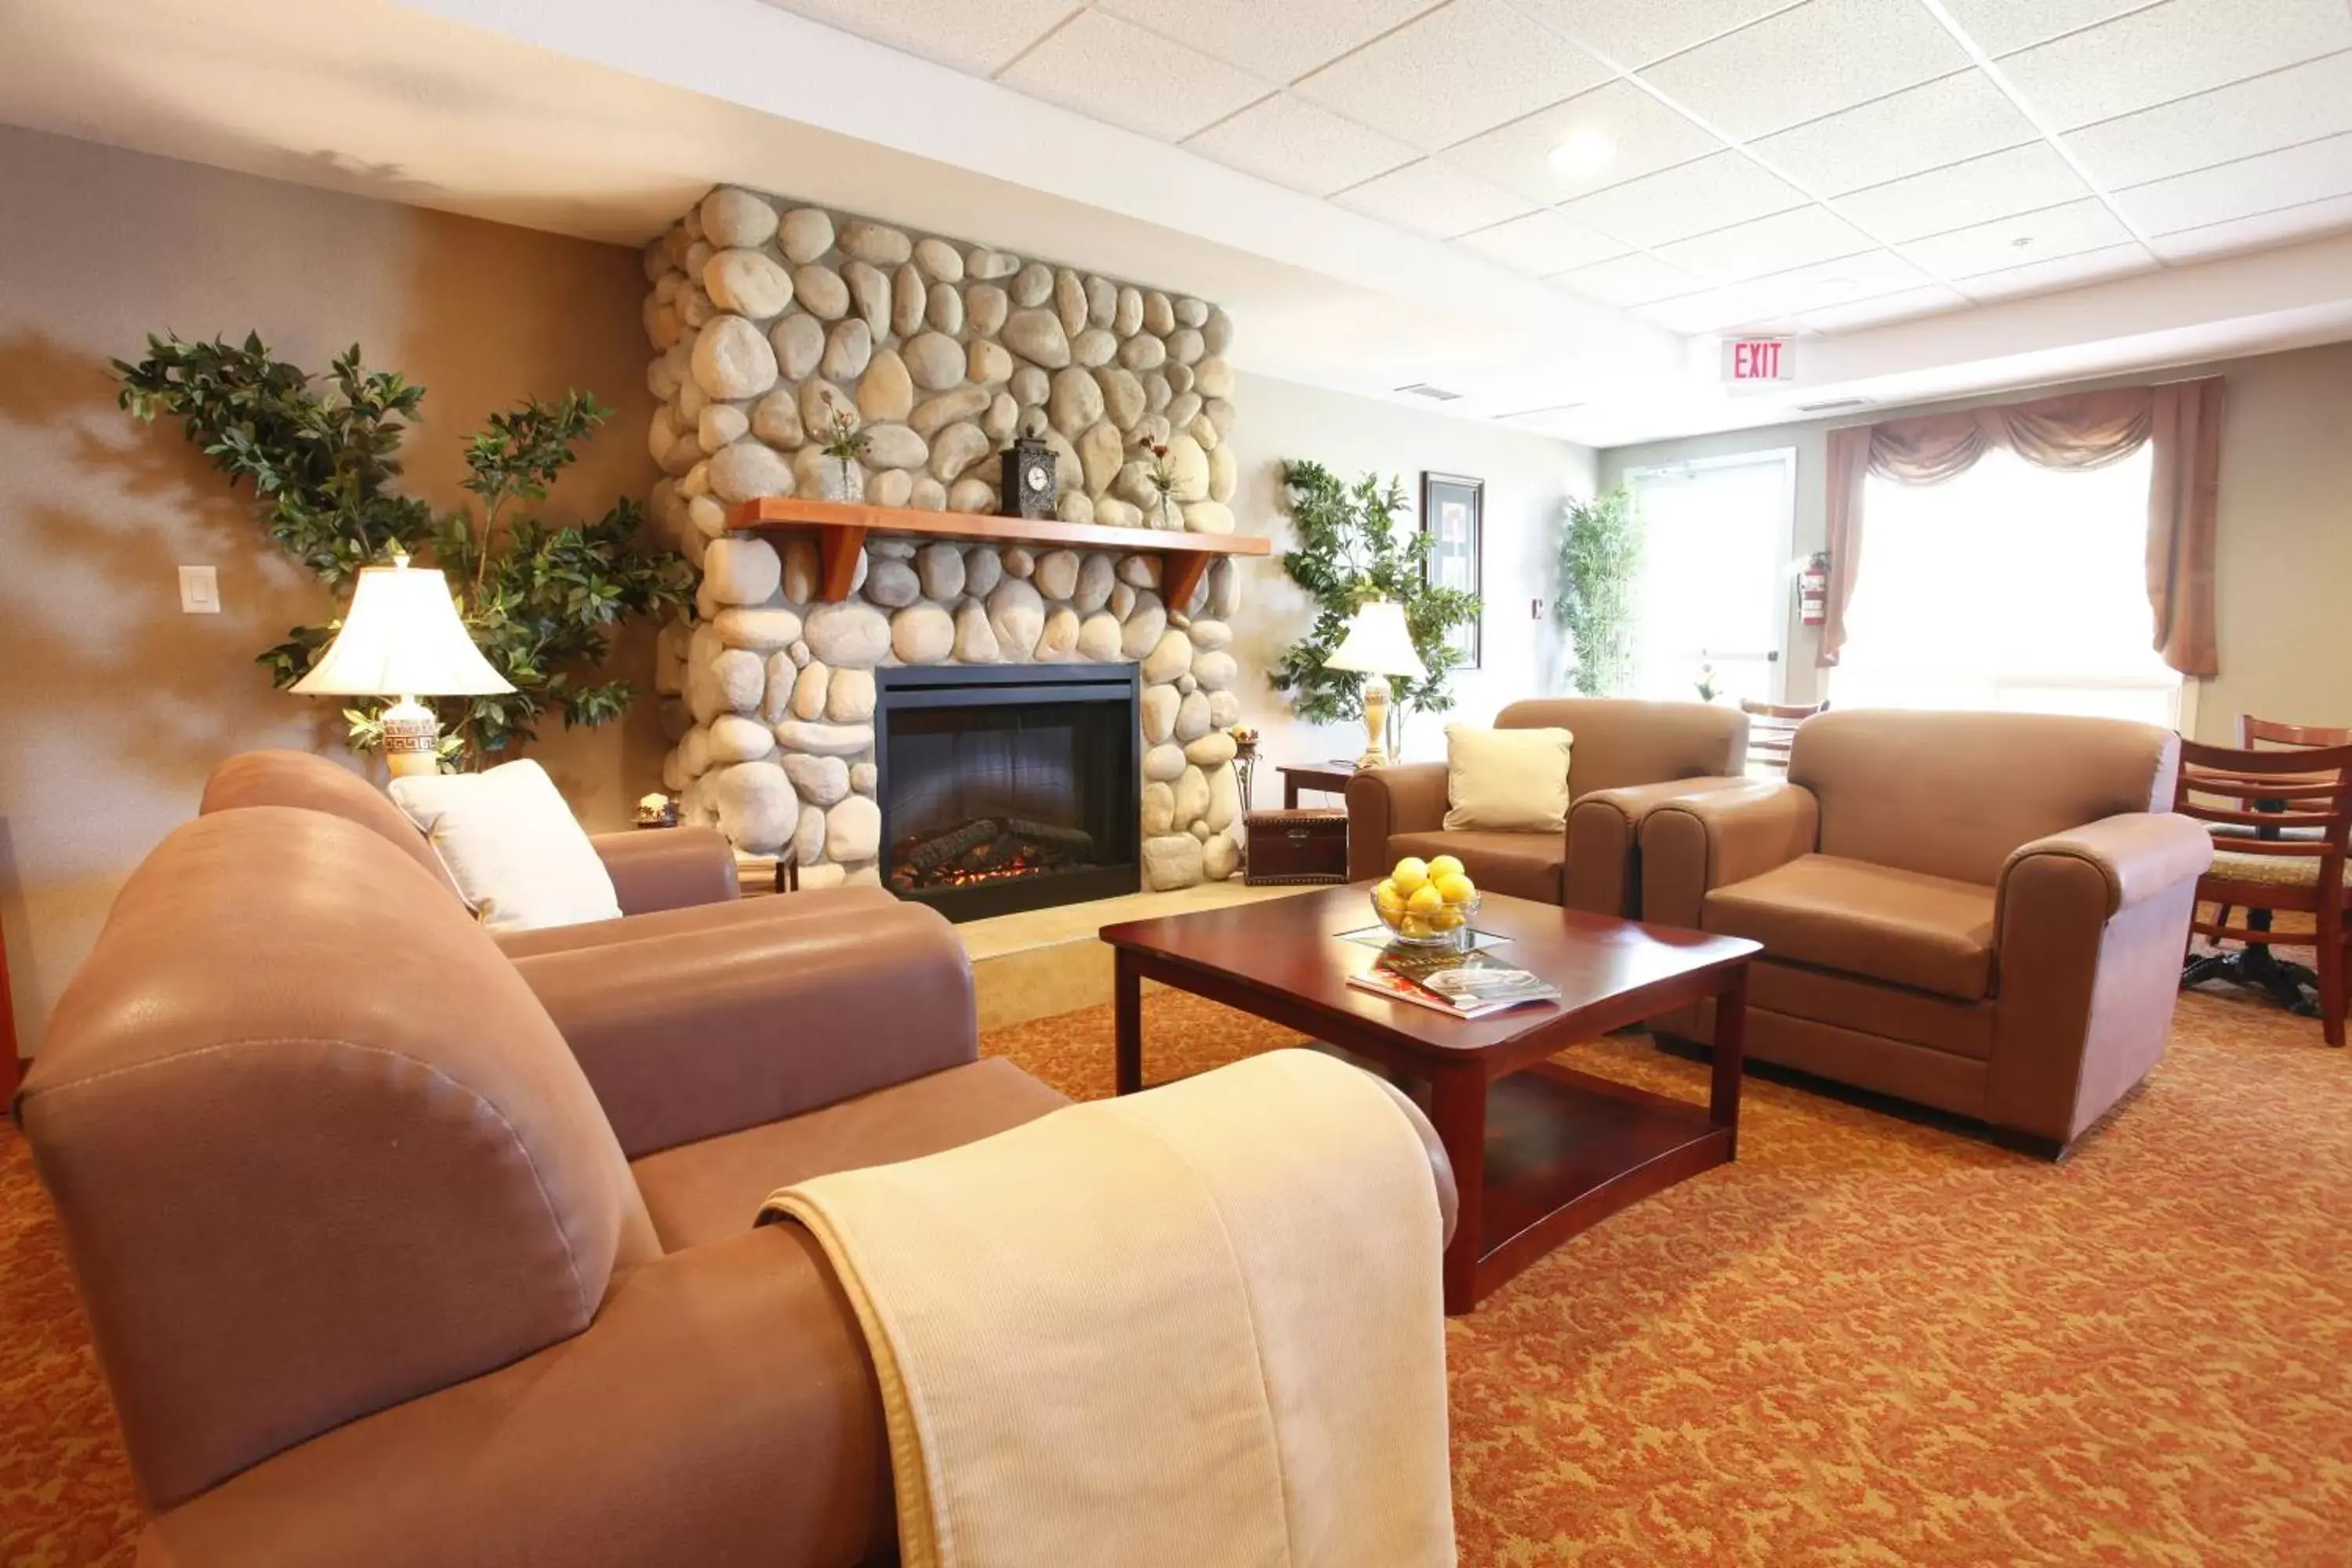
[1722,337,1793,383]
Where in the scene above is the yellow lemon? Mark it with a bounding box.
[1399,914,1433,939]
[1434,873,1476,907]
[1391,856,1430,894]
[1428,854,1465,881]
[1406,884,1445,917]
[1374,877,1401,906]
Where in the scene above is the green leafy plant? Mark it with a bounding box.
[117,332,691,766]
[1555,485,1641,697]
[1269,459,1480,756]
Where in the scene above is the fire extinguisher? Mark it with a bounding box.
[1798,552,1830,626]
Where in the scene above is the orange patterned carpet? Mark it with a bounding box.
[6,982,2350,1565]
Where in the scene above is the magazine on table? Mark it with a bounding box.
[1348,947,1560,1019]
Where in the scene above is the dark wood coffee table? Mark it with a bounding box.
[1099,886,1759,1314]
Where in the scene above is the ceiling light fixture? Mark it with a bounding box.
[1547,129,1616,178]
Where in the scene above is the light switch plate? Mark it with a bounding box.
[179,564,220,614]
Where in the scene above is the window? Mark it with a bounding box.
[1832,445,2181,727]
[1624,450,1795,706]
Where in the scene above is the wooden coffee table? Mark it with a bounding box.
[1099,886,1759,1314]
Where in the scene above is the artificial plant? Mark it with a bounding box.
[1269,459,1480,757]
[1554,485,1641,698]
[116,332,692,766]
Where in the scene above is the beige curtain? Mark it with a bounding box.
[1816,378,2224,676]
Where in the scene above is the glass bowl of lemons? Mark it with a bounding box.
[1371,854,1479,948]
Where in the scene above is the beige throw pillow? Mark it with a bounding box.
[389,760,622,931]
[1443,724,1573,833]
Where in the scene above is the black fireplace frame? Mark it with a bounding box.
[873,662,1142,922]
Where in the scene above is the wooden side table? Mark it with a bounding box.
[1278,761,1357,809]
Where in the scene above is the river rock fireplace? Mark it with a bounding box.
[877,665,1139,920]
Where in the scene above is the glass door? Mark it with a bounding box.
[1623,449,1795,705]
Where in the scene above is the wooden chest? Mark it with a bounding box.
[1243,809,1351,886]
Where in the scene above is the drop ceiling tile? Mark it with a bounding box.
[1638,0,1973,140]
[1507,0,1804,68]
[2147,191,2352,260]
[1938,0,2159,57]
[998,9,1269,141]
[1331,157,1539,236]
[1953,241,2158,298]
[1446,82,1724,206]
[1185,93,1420,195]
[1837,143,2092,242]
[1292,0,1612,151]
[1098,0,1444,84]
[760,0,1076,76]
[1998,0,2352,132]
[1794,282,1972,332]
[1552,251,1708,307]
[1639,249,1930,332]
[1898,196,2136,277]
[1558,151,1808,248]
[1751,71,2039,195]
[1653,202,1875,283]
[2065,51,2352,191]
[1455,209,1631,274]
[2114,130,2352,234]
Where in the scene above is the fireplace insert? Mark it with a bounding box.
[874,663,1141,921]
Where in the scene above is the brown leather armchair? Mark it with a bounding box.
[17,804,1456,1567]
[1345,698,1751,915]
[1638,710,2213,1154]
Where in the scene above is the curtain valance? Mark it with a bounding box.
[1818,378,2223,677]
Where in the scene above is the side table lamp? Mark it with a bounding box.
[1322,597,1427,770]
[291,555,514,778]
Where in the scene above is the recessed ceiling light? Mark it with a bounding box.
[1547,129,1617,178]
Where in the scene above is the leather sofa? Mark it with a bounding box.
[18,792,1454,1566]
[1345,698,1750,915]
[1638,710,2213,1154]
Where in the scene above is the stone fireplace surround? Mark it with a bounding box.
[641,187,1250,895]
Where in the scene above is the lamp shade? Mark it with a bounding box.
[1322,597,1427,681]
[292,559,514,698]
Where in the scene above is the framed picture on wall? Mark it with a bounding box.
[1420,471,1483,670]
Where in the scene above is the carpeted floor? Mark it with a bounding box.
[6,982,2349,1565]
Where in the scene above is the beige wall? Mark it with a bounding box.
[1598,340,2352,734]
[0,127,662,1054]
[1221,371,1595,781]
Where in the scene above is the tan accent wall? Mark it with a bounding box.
[0,127,662,1054]
[1598,339,2352,738]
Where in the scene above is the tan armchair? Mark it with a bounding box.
[17,801,1457,1567]
[1638,710,2213,1155]
[1345,698,1751,915]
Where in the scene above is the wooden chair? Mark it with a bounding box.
[1740,698,1828,774]
[2175,737,2352,1046]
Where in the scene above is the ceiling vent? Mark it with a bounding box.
[1795,395,1871,413]
[1394,381,1462,401]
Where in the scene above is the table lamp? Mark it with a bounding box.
[1322,597,1426,770]
[292,555,513,777]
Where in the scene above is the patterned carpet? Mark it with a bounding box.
[6,980,2349,1566]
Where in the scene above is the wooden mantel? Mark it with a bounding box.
[726,497,1270,608]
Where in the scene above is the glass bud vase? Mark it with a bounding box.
[821,459,863,503]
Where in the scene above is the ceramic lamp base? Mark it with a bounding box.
[380,695,442,779]
[1355,677,1392,771]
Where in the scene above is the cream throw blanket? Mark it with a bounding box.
[759,1048,1455,1568]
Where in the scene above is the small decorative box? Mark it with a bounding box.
[1243,809,1350,886]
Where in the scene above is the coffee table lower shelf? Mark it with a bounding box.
[1475,1063,1733,1304]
